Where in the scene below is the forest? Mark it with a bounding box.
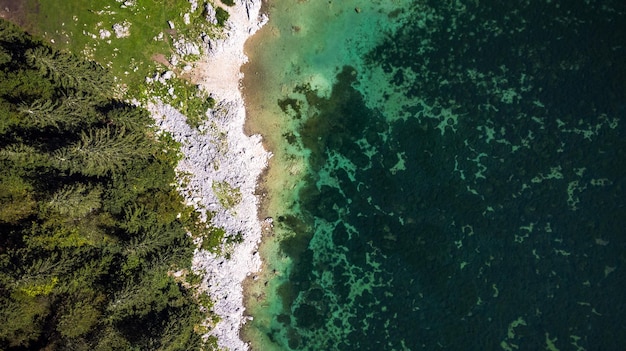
[0,19,213,350]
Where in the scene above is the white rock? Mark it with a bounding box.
[170,55,179,66]
[204,3,218,25]
[162,70,175,80]
[174,39,201,56]
[189,0,198,12]
[99,29,111,39]
[147,1,268,350]
[112,21,131,38]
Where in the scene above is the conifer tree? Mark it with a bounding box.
[45,183,102,218]
[0,174,36,224]
[59,91,101,123]
[0,20,26,43]
[18,92,100,130]
[53,127,148,176]
[0,47,10,66]
[1,18,207,351]
[25,47,112,94]
[0,144,48,169]
[17,98,62,128]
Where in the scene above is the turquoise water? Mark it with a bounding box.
[243,1,626,350]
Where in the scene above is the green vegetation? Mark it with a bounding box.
[216,7,231,27]
[148,73,217,128]
[20,0,229,129]
[22,0,217,91]
[221,0,236,6]
[201,226,226,252]
[0,19,223,350]
[212,180,242,210]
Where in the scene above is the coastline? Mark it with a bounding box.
[148,1,269,350]
[156,0,626,349]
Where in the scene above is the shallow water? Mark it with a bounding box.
[243,1,626,350]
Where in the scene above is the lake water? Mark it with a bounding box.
[242,1,626,350]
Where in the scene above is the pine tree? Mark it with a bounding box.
[17,98,62,129]
[0,47,11,66]
[53,127,148,176]
[0,173,37,224]
[45,183,102,218]
[0,144,48,169]
[1,19,208,350]
[25,47,112,94]
[59,91,101,122]
[18,92,100,130]
[0,19,27,44]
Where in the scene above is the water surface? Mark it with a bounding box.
[243,1,626,350]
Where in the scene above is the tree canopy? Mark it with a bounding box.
[0,19,211,350]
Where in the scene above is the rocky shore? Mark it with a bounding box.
[148,1,268,349]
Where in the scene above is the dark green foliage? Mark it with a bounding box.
[215,7,230,27]
[25,46,113,94]
[185,93,218,129]
[201,226,226,252]
[206,96,217,109]
[52,127,150,176]
[0,19,207,350]
[221,0,236,6]
[0,173,37,223]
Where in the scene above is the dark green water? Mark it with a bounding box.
[244,1,626,350]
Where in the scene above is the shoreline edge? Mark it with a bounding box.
[148,1,269,350]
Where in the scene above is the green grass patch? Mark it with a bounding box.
[19,0,227,130]
[147,74,216,128]
[23,0,224,99]
[201,226,226,252]
[211,180,242,210]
